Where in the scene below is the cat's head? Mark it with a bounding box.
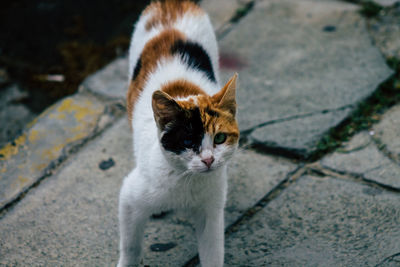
[152,74,239,173]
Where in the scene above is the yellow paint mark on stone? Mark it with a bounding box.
[66,132,87,144]
[75,100,97,121]
[33,163,47,172]
[56,98,74,113]
[49,112,66,120]
[0,96,104,184]
[56,97,102,124]
[18,176,30,187]
[28,130,41,143]
[15,135,26,145]
[0,134,27,161]
[70,123,85,134]
[0,166,6,173]
[41,144,64,161]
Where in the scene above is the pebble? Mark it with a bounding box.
[98,158,115,170]
[150,242,177,252]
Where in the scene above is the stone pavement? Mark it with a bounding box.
[0,84,37,148]
[1,0,399,266]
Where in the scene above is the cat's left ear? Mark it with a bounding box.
[152,90,182,130]
[212,73,237,116]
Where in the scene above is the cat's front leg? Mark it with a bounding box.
[194,207,225,267]
[118,171,149,267]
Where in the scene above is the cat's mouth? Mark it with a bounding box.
[192,164,220,173]
[200,168,214,173]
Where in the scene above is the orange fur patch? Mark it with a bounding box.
[127,29,186,122]
[144,0,203,31]
[158,76,239,146]
[169,89,239,146]
[162,79,206,99]
[196,95,239,146]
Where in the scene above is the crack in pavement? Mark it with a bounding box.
[375,252,400,267]
[216,0,257,40]
[236,105,354,160]
[308,163,400,194]
[240,104,354,137]
[335,139,373,154]
[371,135,400,166]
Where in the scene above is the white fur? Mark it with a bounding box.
[128,8,220,85]
[119,6,235,267]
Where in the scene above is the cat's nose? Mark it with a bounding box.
[201,156,214,169]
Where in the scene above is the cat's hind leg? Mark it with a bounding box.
[118,169,149,267]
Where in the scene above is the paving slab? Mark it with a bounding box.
[373,104,400,163]
[81,56,129,100]
[368,3,400,59]
[321,131,400,189]
[0,92,120,210]
[251,107,352,156]
[225,149,296,226]
[0,117,295,265]
[218,0,392,157]
[200,0,245,32]
[224,175,400,266]
[0,118,132,266]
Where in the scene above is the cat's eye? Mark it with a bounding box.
[183,139,193,147]
[214,133,227,145]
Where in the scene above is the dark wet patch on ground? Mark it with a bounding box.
[0,0,152,113]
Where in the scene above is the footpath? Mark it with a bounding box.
[1,0,399,266]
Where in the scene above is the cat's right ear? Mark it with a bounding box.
[152,90,182,130]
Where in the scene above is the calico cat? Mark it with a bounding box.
[118,1,239,266]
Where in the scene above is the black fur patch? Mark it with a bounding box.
[171,40,216,83]
[161,108,204,154]
[205,108,219,117]
[132,57,142,80]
